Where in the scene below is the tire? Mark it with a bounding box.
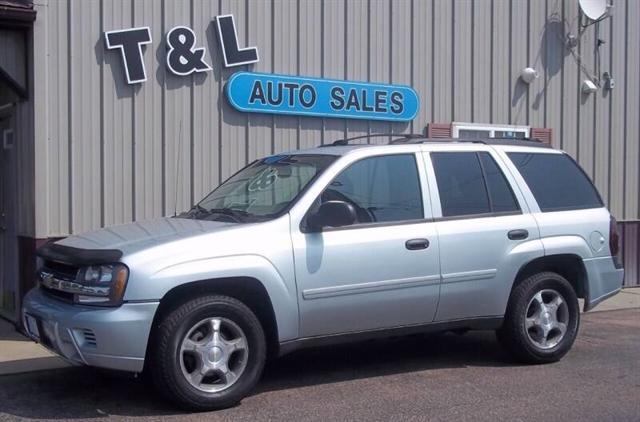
[497,271,580,364]
[149,295,266,411]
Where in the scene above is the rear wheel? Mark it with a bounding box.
[497,272,580,364]
[150,295,266,411]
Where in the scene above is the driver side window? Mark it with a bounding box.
[320,154,424,224]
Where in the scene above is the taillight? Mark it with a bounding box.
[609,215,622,267]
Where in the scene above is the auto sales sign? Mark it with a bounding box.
[104,14,419,122]
[227,72,419,122]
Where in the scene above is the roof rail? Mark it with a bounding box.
[318,134,552,149]
[395,137,552,148]
[320,133,425,147]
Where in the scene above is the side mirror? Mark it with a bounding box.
[307,200,357,232]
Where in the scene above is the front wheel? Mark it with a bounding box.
[497,272,580,364]
[150,295,266,411]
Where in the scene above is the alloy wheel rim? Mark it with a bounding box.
[179,317,249,393]
[524,289,570,350]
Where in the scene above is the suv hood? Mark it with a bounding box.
[54,217,235,257]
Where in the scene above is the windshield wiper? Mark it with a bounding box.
[180,204,209,218]
[205,207,253,223]
[181,204,263,223]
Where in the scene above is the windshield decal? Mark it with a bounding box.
[248,168,279,192]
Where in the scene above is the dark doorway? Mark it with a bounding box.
[0,79,19,321]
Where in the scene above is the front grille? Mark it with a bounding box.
[40,285,74,303]
[39,260,79,304]
[43,260,79,279]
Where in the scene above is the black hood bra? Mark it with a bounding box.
[37,242,123,266]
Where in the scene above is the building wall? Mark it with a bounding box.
[27,0,639,239]
[0,29,27,93]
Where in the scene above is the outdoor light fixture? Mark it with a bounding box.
[582,79,598,94]
[520,67,539,84]
[566,34,579,49]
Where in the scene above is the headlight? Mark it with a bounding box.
[74,264,129,306]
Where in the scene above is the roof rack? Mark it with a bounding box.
[394,137,552,148]
[318,133,552,149]
[320,133,425,147]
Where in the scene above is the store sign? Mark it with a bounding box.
[165,26,212,76]
[104,14,259,84]
[104,27,153,84]
[104,15,420,122]
[226,72,419,122]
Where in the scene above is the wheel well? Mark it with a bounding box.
[512,254,588,299]
[147,277,280,360]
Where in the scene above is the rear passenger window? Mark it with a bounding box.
[431,152,489,217]
[320,154,423,224]
[508,152,603,212]
[431,152,520,218]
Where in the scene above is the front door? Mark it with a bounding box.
[0,114,18,320]
[291,153,441,338]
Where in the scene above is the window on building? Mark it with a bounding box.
[453,122,530,139]
[431,151,520,218]
[319,154,423,224]
[458,129,491,139]
[508,152,603,212]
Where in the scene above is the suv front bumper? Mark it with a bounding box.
[22,288,158,373]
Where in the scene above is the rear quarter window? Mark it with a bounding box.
[507,152,603,212]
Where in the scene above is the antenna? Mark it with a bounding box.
[174,120,183,216]
[579,0,611,25]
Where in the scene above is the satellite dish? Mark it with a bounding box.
[579,0,608,20]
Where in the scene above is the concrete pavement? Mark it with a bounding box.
[587,286,640,312]
[0,317,68,376]
[0,287,638,376]
[0,308,638,421]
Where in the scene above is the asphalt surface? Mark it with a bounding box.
[0,309,638,422]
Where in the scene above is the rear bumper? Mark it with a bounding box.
[583,256,624,312]
[21,287,158,373]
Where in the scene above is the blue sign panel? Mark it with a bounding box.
[226,72,419,122]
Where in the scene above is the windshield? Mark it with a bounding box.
[180,154,336,222]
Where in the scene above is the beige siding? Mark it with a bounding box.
[28,0,640,237]
[624,0,640,220]
[368,0,390,143]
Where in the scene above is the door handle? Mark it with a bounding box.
[405,238,429,250]
[508,229,529,240]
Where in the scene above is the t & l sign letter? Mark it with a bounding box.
[104,14,259,84]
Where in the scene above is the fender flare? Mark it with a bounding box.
[147,254,298,342]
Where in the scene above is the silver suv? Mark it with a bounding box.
[23,136,624,410]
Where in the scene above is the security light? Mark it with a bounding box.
[520,67,539,84]
[582,79,598,94]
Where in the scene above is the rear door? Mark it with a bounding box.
[423,147,542,321]
[504,150,620,303]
